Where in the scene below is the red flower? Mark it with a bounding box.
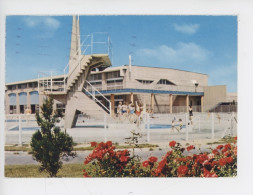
[219,158,227,166]
[142,161,149,167]
[187,145,195,151]
[216,145,224,150]
[177,165,188,176]
[106,141,112,147]
[211,161,219,167]
[203,168,218,177]
[226,157,233,164]
[233,147,237,156]
[212,149,219,155]
[169,141,176,147]
[120,156,130,162]
[222,148,228,154]
[149,156,158,163]
[83,169,90,177]
[90,142,97,147]
[224,144,231,150]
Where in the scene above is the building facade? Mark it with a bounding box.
[5,64,234,115]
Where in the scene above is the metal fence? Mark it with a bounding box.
[5,111,237,145]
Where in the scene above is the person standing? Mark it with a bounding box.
[189,105,193,124]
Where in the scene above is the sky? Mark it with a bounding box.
[5,15,237,92]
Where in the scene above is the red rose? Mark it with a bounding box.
[216,145,223,150]
[233,147,237,156]
[169,141,176,147]
[177,165,188,176]
[212,149,219,155]
[225,144,231,150]
[106,141,112,147]
[149,156,158,163]
[120,156,129,162]
[211,161,219,167]
[90,142,97,147]
[203,168,218,177]
[226,157,233,164]
[187,145,195,151]
[142,160,149,167]
[219,158,227,166]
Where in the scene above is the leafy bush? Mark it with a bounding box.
[83,137,237,177]
[30,97,76,177]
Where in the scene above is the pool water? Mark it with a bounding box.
[145,124,186,129]
[9,126,40,131]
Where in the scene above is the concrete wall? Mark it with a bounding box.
[124,66,208,91]
[203,85,227,111]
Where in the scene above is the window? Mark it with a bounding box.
[157,79,175,85]
[18,84,27,89]
[106,71,120,79]
[56,103,66,113]
[89,73,102,81]
[9,105,17,114]
[136,79,153,84]
[8,85,16,90]
[28,82,38,88]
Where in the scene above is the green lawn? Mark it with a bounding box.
[5,164,85,178]
[5,143,159,153]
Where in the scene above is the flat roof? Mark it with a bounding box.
[122,65,208,76]
[6,74,66,85]
[6,64,207,85]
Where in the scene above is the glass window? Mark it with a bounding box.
[136,80,153,84]
[157,79,175,85]
[106,71,120,79]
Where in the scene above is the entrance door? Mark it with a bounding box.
[20,105,24,114]
[31,104,36,114]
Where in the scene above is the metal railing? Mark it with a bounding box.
[84,80,111,116]
[38,32,112,94]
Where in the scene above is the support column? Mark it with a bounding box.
[201,96,204,112]
[169,94,173,113]
[27,92,31,111]
[186,95,189,112]
[16,93,20,114]
[130,92,134,103]
[151,93,154,111]
[5,94,10,114]
[110,94,115,116]
[102,73,107,90]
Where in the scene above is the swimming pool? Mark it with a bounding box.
[9,126,40,131]
[145,124,186,129]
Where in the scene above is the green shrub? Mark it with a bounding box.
[30,96,76,177]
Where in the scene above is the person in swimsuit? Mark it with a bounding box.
[117,101,122,118]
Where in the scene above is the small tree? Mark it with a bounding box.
[30,96,76,177]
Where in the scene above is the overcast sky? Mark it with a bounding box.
[5,15,237,92]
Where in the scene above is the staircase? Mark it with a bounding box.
[38,16,113,129]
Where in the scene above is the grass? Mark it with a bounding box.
[74,143,159,151]
[5,143,160,153]
[207,136,236,145]
[5,164,85,178]
[5,145,32,153]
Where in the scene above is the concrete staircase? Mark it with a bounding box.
[39,16,112,129]
[64,54,111,129]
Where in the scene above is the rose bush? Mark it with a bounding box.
[83,137,237,177]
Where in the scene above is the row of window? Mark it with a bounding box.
[88,71,121,81]
[7,82,38,90]
[137,79,175,85]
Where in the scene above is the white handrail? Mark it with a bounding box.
[83,87,111,114]
[86,80,110,102]
[85,80,111,116]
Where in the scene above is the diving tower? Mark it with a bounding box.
[38,16,112,129]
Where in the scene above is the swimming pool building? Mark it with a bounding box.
[5,16,237,128]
